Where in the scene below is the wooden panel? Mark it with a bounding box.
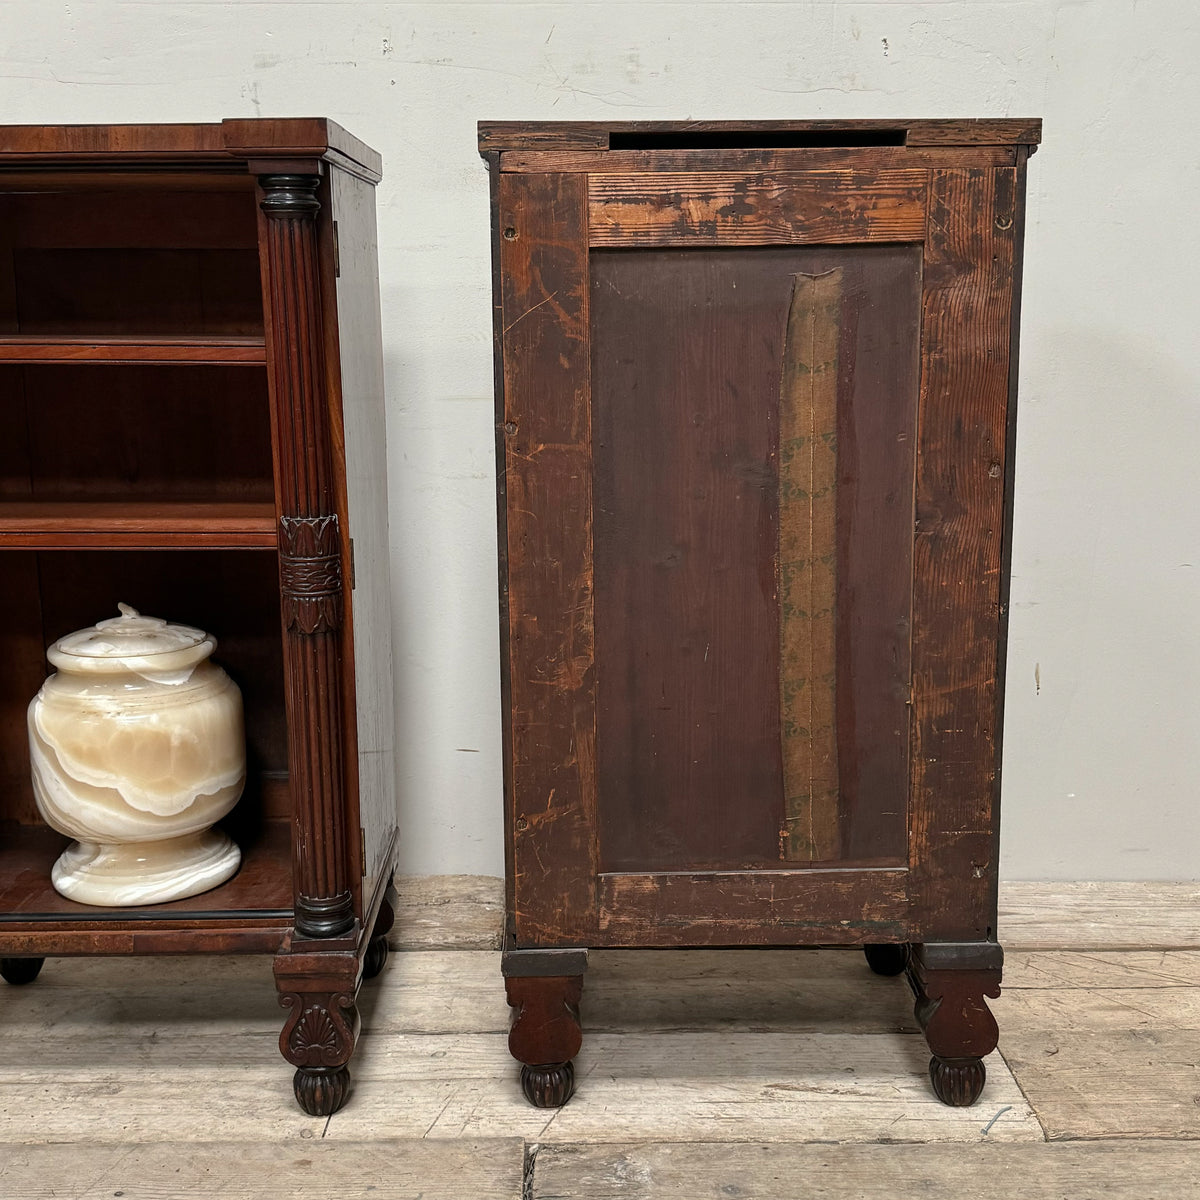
[909,168,1016,939]
[502,146,1016,173]
[3,364,273,505]
[591,248,783,870]
[0,186,263,337]
[0,189,258,251]
[592,246,918,873]
[327,164,397,915]
[12,248,263,335]
[597,870,909,946]
[497,171,597,945]
[589,171,927,246]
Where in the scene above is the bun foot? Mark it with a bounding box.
[1,957,45,985]
[363,890,394,981]
[293,1065,351,1116]
[363,934,388,980]
[863,943,908,976]
[929,1056,987,1106]
[521,1061,575,1108]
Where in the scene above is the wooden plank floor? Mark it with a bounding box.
[533,1141,1200,1199]
[2,881,1199,1196]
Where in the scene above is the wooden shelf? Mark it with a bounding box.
[0,501,277,549]
[0,335,266,365]
[0,820,293,931]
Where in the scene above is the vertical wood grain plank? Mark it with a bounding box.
[498,172,597,945]
[779,269,843,862]
[910,168,1016,938]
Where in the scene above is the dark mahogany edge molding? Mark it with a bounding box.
[0,118,381,182]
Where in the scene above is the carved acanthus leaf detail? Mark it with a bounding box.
[279,514,343,634]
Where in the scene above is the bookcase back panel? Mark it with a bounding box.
[0,187,261,336]
[592,245,919,873]
[0,365,273,503]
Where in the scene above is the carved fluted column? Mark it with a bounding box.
[258,172,353,940]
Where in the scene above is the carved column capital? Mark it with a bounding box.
[280,514,343,634]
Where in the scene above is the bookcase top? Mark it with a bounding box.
[478,117,1041,154]
[0,118,381,182]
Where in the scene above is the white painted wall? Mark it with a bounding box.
[4,1,1197,880]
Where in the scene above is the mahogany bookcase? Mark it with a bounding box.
[482,118,1040,1108]
[0,119,397,1117]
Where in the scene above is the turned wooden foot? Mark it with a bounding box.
[293,1065,352,1116]
[503,948,587,1109]
[907,941,1002,1108]
[363,890,395,981]
[363,934,388,980]
[0,957,45,985]
[863,943,909,976]
[521,1061,576,1108]
[929,1056,988,1106]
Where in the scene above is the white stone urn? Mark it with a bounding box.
[27,605,246,905]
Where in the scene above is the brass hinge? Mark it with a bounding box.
[333,220,340,277]
[360,827,367,877]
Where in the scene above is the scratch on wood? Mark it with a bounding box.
[503,289,560,335]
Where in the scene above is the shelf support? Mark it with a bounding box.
[258,171,354,941]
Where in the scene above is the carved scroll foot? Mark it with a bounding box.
[907,941,1002,1108]
[278,988,359,1115]
[363,890,395,981]
[293,1065,352,1117]
[503,948,587,1109]
[521,1062,576,1108]
[0,957,44,985]
[929,1056,988,1106]
[863,943,909,976]
[276,941,361,1117]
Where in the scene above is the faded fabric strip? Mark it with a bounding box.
[778,269,842,862]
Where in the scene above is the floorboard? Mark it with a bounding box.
[531,1140,1200,1199]
[0,1139,525,1200]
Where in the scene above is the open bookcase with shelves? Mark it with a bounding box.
[0,120,397,1117]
